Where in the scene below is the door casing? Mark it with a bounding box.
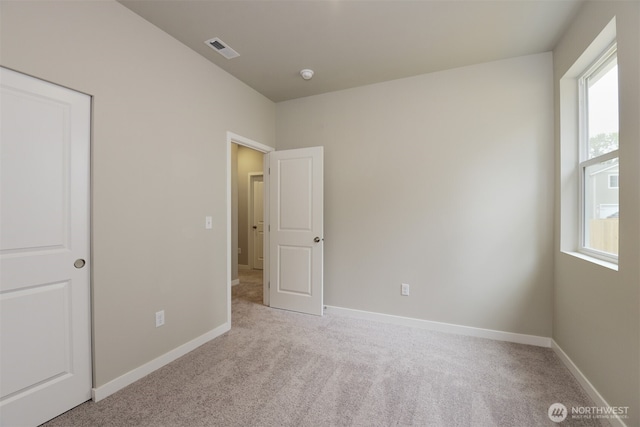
[248,173,264,270]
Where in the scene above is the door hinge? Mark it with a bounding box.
[268,224,270,232]
[268,281,271,289]
[268,167,271,175]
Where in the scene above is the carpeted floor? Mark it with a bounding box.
[42,270,604,426]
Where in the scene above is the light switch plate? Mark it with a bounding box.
[401,283,410,296]
[155,310,165,327]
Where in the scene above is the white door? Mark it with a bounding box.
[252,177,264,270]
[0,68,92,426]
[269,146,323,316]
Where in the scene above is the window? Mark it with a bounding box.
[579,43,619,260]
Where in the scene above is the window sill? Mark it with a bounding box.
[561,251,618,271]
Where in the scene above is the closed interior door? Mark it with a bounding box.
[0,67,92,426]
[252,177,264,270]
[269,147,323,316]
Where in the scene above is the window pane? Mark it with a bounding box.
[584,157,618,255]
[587,60,618,159]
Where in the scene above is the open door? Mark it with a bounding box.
[268,147,323,316]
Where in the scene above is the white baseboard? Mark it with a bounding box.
[92,322,230,402]
[552,340,627,427]
[324,305,551,348]
[238,264,250,271]
[231,278,240,286]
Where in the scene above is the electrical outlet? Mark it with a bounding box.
[401,283,410,296]
[155,310,165,327]
[238,247,242,254]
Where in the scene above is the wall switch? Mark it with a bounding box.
[205,216,212,229]
[155,310,165,327]
[238,248,242,254]
[401,283,410,296]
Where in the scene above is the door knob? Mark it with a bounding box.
[74,259,86,269]
[253,226,257,229]
[314,237,322,243]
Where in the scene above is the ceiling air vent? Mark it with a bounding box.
[204,37,240,59]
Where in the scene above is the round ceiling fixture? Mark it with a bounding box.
[300,69,314,80]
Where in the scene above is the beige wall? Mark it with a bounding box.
[0,1,275,386]
[553,1,639,424]
[236,146,265,267]
[276,53,555,337]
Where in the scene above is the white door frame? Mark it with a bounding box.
[226,132,273,323]
[247,172,264,270]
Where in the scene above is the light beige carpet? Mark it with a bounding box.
[43,271,604,426]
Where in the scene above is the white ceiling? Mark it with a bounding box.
[118,0,584,102]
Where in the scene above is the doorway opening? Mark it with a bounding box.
[234,147,263,301]
[226,132,273,325]
[235,148,263,273]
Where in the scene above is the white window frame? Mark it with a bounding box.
[577,42,618,264]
